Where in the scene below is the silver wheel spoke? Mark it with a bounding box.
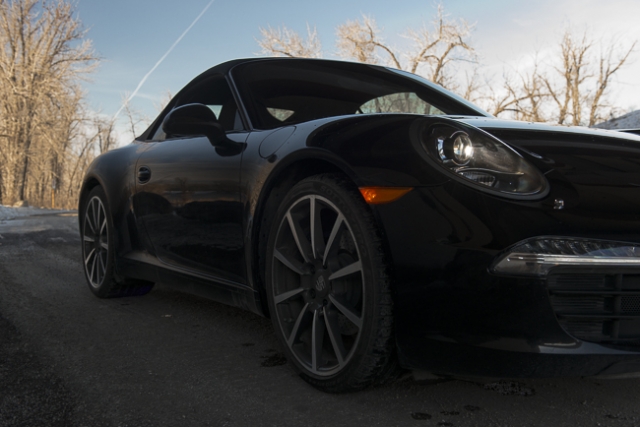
[310,196,325,259]
[286,212,311,263]
[92,199,100,233]
[90,253,98,283]
[84,248,96,266]
[328,260,362,281]
[100,242,109,250]
[83,235,95,243]
[274,249,305,275]
[86,204,96,234]
[311,310,325,372]
[329,294,362,330]
[324,307,346,366]
[85,219,93,235]
[98,252,107,280]
[287,303,310,346]
[274,287,305,304]
[322,214,344,266]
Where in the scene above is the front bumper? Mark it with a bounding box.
[395,267,640,378]
[374,184,640,378]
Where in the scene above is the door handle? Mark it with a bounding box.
[137,166,151,183]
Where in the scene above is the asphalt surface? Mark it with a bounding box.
[1,211,640,427]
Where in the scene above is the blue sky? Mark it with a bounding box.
[75,0,640,137]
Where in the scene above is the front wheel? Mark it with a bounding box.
[81,186,154,298]
[265,174,394,392]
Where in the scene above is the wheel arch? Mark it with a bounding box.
[78,175,105,229]
[78,142,144,254]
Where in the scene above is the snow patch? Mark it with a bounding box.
[0,205,52,221]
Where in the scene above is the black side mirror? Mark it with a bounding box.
[162,103,226,145]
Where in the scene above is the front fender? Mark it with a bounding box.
[305,115,452,187]
[79,142,151,259]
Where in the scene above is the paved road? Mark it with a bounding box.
[1,211,640,427]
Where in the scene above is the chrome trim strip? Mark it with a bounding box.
[493,252,640,276]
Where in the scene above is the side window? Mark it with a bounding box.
[150,77,243,141]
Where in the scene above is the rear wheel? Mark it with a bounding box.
[81,186,154,298]
[265,174,394,392]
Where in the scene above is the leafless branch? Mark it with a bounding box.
[257,23,322,58]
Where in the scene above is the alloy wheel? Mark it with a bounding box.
[271,194,365,376]
[83,196,109,288]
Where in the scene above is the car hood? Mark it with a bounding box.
[454,117,640,144]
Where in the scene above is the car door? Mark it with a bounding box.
[133,76,249,284]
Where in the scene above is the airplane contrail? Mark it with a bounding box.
[113,0,215,120]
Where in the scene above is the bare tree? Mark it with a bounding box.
[0,0,97,207]
[154,89,174,113]
[120,93,151,140]
[335,6,477,92]
[484,61,548,122]
[336,15,400,67]
[403,5,477,89]
[257,24,322,58]
[257,4,478,97]
[588,40,635,125]
[255,8,636,129]
[461,68,482,104]
[92,115,117,155]
[494,30,637,126]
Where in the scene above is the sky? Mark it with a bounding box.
[75,0,640,141]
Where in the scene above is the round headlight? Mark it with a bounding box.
[438,131,474,166]
[424,122,548,199]
[451,132,473,165]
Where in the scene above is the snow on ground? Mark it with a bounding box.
[0,205,59,221]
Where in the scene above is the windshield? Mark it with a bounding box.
[389,68,493,118]
[232,59,490,130]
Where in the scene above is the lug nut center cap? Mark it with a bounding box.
[311,268,329,298]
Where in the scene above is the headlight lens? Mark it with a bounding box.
[424,123,548,198]
[439,131,474,165]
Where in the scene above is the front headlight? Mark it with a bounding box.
[423,123,548,199]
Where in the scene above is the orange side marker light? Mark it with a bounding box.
[358,187,413,204]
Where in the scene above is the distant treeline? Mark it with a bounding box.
[0,0,116,209]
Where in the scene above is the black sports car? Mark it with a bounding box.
[80,58,640,392]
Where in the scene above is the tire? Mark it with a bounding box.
[265,174,395,392]
[81,186,154,298]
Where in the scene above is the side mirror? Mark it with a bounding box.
[162,103,226,145]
